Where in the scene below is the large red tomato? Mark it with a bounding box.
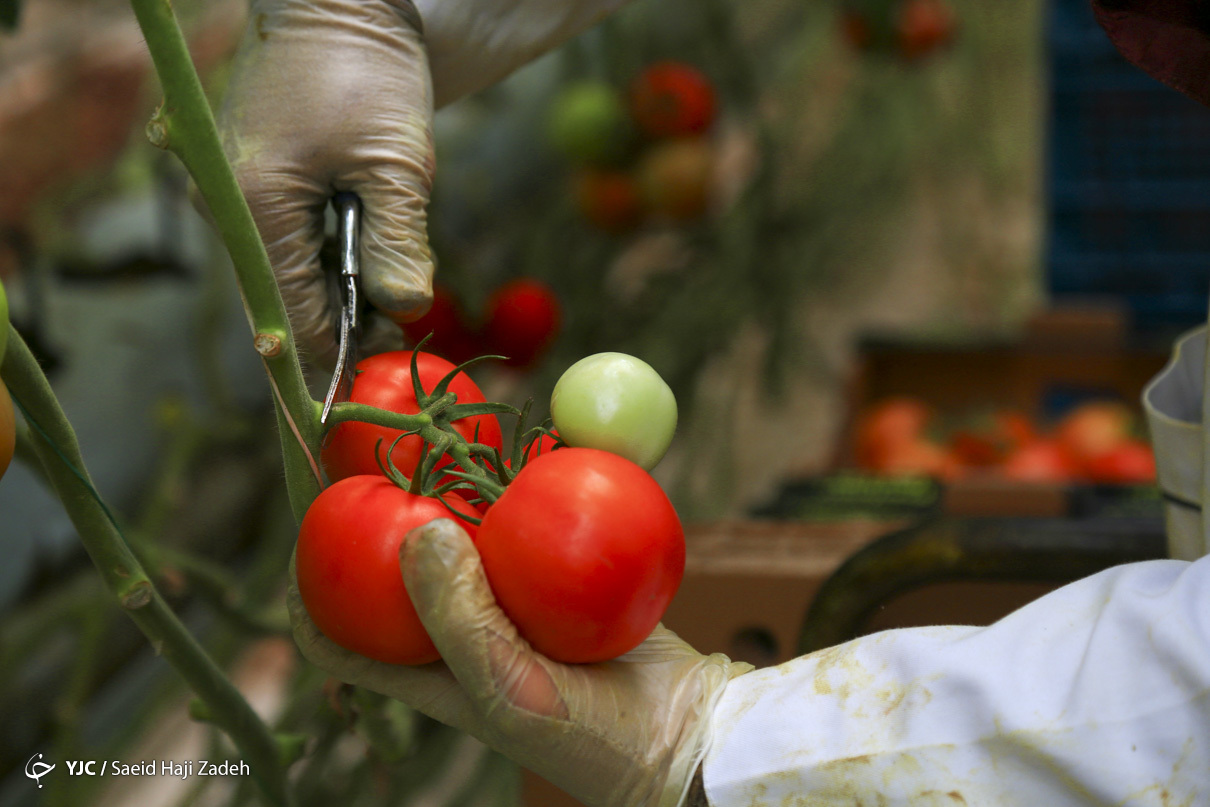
[629,62,717,139]
[321,351,503,483]
[296,476,480,665]
[482,279,562,368]
[476,448,684,664]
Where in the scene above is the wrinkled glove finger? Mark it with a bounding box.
[400,520,571,725]
[418,0,635,108]
[217,0,435,364]
[347,135,436,327]
[332,0,436,326]
[285,552,483,736]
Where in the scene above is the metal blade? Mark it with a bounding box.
[320,194,362,426]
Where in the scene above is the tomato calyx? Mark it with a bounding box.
[324,336,573,515]
[438,400,567,508]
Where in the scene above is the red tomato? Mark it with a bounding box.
[321,351,503,483]
[898,0,955,60]
[296,476,480,665]
[629,62,717,139]
[949,410,1036,467]
[482,279,562,368]
[399,286,482,366]
[1001,440,1077,483]
[1085,440,1157,485]
[854,397,932,471]
[521,429,560,462]
[0,384,13,482]
[949,430,1000,468]
[840,10,874,51]
[878,438,963,480]
[574,169,644,233]
[1055,402,1133,467]
[476,448,684,664]
[994,410,1037,451]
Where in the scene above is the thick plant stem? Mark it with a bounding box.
[2,328,292,807]
[324,402,432,432]
[128,0,320,519]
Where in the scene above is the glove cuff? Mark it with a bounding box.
[658,656,753,807]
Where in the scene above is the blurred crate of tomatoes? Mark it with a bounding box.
[833,308,1170,517]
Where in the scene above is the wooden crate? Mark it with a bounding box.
[833,308,1170,516]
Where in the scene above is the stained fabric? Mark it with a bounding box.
[704,556,1210,805]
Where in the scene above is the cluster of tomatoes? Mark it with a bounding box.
[854,397,1158,485]
[298,347,683,666]
[0,281,13,484]
[841,0,957,61]
[547,62,719,233]
[400,278,562,369]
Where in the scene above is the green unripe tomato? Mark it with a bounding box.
[547,83,629,165]
[551,352,677,470]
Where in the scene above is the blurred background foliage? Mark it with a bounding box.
[0,0,1045,803]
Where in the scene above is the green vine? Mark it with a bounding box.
[1,326,293,806]
[128,0,321,522]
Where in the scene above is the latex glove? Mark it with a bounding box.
[217,0,632,366]
[217,0,435,366]
[288,519,752,807]
[417,0,634,108]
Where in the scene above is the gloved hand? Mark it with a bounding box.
[288,518,752,807]
[217,0,434,366]
[218,0,631,365]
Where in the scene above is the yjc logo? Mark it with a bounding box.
[25,754,55,788]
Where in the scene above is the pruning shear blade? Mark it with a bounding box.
[320,194,362,426]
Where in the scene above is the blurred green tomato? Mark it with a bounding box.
[551,352,677,470]
[547,83,629,165]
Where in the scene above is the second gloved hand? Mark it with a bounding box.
[289,519,753,807]
[218,0,435,366]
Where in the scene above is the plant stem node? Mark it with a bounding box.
[255,333,283,357]
[146,118,169,150]
[121,580,154,610]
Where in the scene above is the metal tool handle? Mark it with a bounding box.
[320,194,362,426]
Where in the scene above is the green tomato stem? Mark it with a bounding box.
[324,402,433,432]
[1,327,293,807]
[128,0,320,521]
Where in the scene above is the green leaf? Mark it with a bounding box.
[444,401,522,420]
[430,354,504,400]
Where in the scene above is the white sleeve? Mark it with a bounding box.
[703,555,1210,806]
[414,0,633,109]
